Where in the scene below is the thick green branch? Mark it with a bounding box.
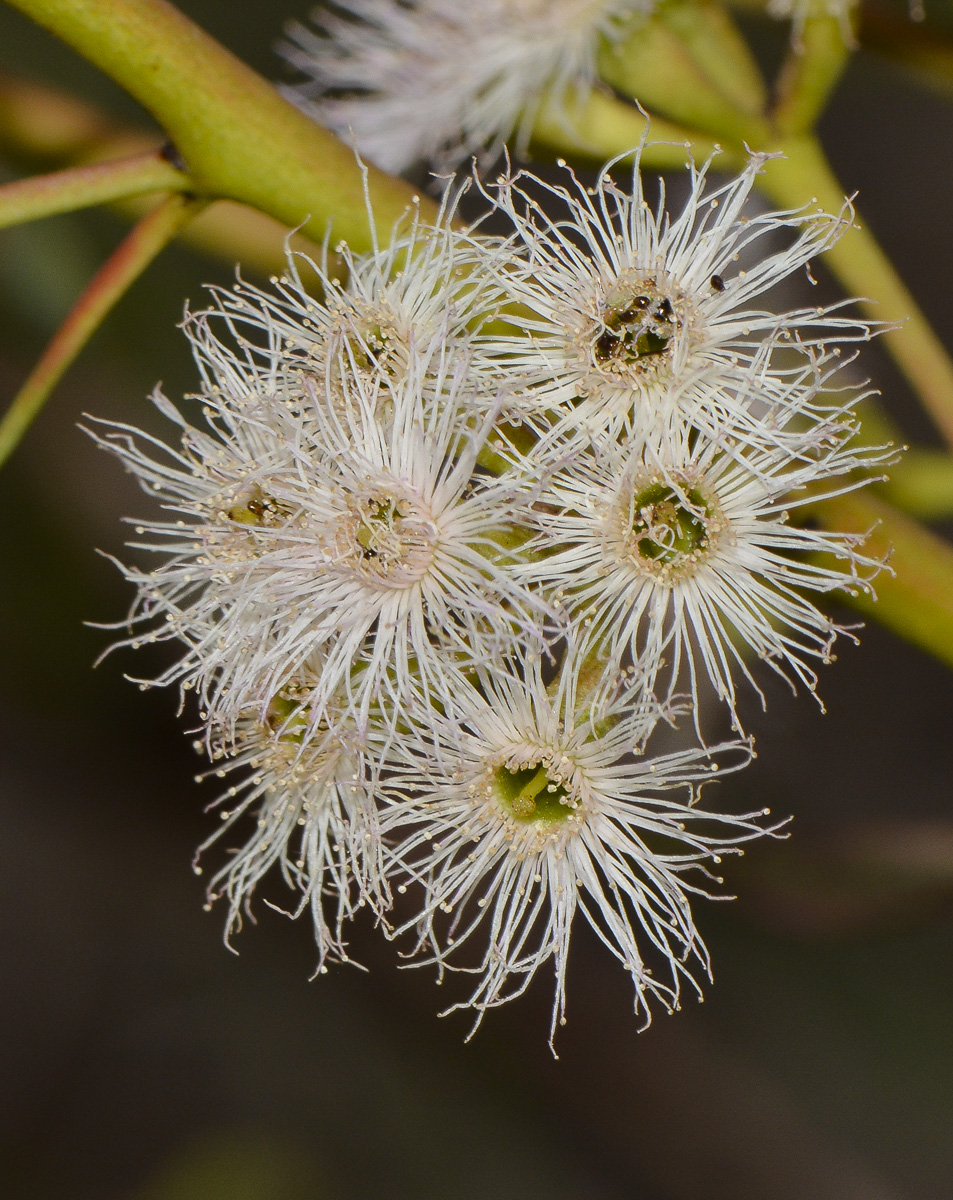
[0,72,323,277]
[0,150,190,230]
[4,0,433,250]
[0,192,206,466]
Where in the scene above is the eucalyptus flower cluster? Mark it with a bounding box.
[96,147,887,1042]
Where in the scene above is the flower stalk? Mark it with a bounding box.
[657,0,767,118]
[598,10,771,144]
[878,451,953,521]
[0,191,206,468]
[772,14,853,136]
[0,150,190,230]
[530,88,726,170]
[758,139,953,452]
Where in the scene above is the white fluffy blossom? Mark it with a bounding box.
[280,0,653,173]
[381,655,774,1042]
[181,194,497,411]
[96,330,546,734]
[519,390,887,727]
[195,657,390,970]
[471,151,872,445]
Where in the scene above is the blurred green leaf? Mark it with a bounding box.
[134,1129,329,1200]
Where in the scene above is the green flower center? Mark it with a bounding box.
[346,320,390,372]
[494,762,575,824]
[594,289,677,367]
[628,481,713,569]
[265,692,307,743]
[346,490,437,582]
[226,485,285,526]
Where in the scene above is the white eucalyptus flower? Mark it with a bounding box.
[94,324,546,735]
[472,151,872,444]
[382,655,773,1044]
[189,192,494,408]
[196,658,390,971]
[520,390,888,727]
[280,0,653,173]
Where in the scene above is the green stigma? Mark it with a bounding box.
[348,321,387,369]
[226,486,287,527]
[631,482,711,566]
[594,291,676,366]
[341,318,404,380]
[494,763,574,824]
[266,693,307,743]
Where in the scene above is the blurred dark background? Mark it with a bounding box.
[2,2,953,1197]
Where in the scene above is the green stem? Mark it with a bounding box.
[759,138,953,451]
[0,72,323,278]
[0,150,189,230]
[598,9,770,144]
[773,15,853,136]
[851,399,953,521]
[659,0,767,118]
[810,490,953,671]
[0,192,206,467]
[531,88,727,171]
[3,0,432,250]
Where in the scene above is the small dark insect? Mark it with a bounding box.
[710,274,726,292]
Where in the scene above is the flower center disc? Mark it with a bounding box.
[344,318,401,376]
[494,761,575,824]
[617,479,720,580]
[265,692,308,743]
[593,279,679,375]
[345,491,437,583]
[331,301,406,385]
[225,485,288,527]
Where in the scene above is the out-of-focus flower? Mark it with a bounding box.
[279,0,653,173]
